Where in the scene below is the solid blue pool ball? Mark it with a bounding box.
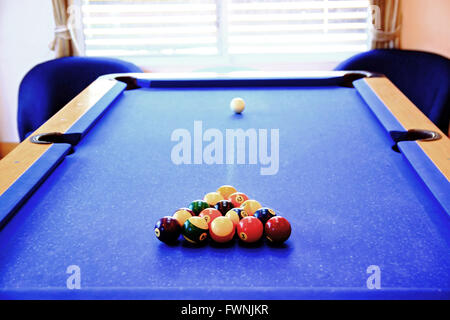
[253,207,276,225]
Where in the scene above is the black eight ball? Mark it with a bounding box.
[214,200,234,215]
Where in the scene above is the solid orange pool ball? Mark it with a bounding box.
[228,192,249,207]
[199,208,222,227]
[265,216,291,244]
[216,185,237,199]
[210,216,235,243]
[240,199,262,216]
[237,216,263,243]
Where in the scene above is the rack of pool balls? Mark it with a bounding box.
[154,185,291,246]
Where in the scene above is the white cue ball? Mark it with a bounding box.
[230,97,245,114]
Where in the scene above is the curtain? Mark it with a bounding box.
[369,0,402,49]
[50,0,83,57]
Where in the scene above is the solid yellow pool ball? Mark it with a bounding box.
[225,209,240,229]
[172,208,193,226]
[240,199,262,216]
[210,216,235,243]
[230,97,245,114]
[203,192,224,206]
[216,185,237,199]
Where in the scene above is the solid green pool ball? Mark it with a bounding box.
[188,200,210,216]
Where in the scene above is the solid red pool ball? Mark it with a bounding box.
[199,208,222,227]
[265,216,291,244]
[228,192,249,208]
[154,216,181,244]
[214,200,234,215]
[237,216,263,243]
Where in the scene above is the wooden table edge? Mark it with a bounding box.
[363,77,450,181]
[0,78,118,196]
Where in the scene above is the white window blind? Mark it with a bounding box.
[81,0,219,57]
[81,0,370,66]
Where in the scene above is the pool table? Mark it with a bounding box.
[0,72,449,300]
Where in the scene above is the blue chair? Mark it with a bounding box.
[335,49,450,133]
[18,57,142,141]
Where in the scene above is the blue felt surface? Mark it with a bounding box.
[1,85,449,299]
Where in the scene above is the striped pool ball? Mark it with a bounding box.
[216,185,237,199]
[172,208,193,227]
[199,208,222,227]
[203,192,224,206]
[214,200,234,215]
[237,216,263,243]
[253,207,276,225]
[228,207,249,220]
[240,199,262,216]
[154,216,181,244]
[265,216,291,244]
[228,192,249,207]
[182,216,209,244]
[210,216,235,243]
[188,200,211,216]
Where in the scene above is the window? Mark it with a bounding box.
[80,0,371,71]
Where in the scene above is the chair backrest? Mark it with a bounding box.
[18,56,142,141]
[335,49,450,133]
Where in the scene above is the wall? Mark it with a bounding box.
[0,0,54,142]
[401,0,450,58]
